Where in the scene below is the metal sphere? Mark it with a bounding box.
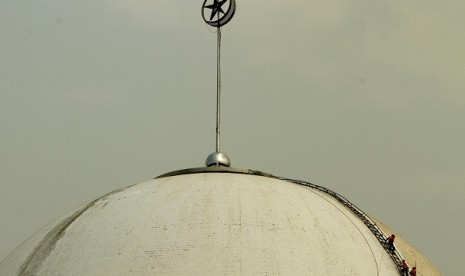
[205,152,231,167]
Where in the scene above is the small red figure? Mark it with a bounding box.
[386,234,395,251]
[401,260,409,276]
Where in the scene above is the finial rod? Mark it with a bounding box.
[216,26,221,153]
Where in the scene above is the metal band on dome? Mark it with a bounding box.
[155,167,276,179]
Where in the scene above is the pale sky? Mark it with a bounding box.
[1,1,464,275]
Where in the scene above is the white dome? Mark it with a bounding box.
[0,168,437,275]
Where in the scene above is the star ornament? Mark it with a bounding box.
[201,0,236,27]
[206,0,227,21]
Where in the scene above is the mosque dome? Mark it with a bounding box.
[0,167,440,275]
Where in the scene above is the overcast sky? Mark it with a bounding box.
[1,1,463,275]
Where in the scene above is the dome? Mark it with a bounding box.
[0,168,439,275]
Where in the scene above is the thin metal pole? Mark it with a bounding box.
[216,26,221,153]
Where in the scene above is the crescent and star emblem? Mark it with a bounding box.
[202,0,236,27]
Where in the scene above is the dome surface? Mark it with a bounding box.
[0,169,438,275]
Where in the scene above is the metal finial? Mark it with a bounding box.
[202,0,235,167]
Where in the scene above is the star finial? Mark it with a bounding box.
[201,0,236,28]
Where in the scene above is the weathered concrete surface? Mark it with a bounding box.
[0,172,435,275]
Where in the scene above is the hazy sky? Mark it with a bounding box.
[1,1,464,274]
